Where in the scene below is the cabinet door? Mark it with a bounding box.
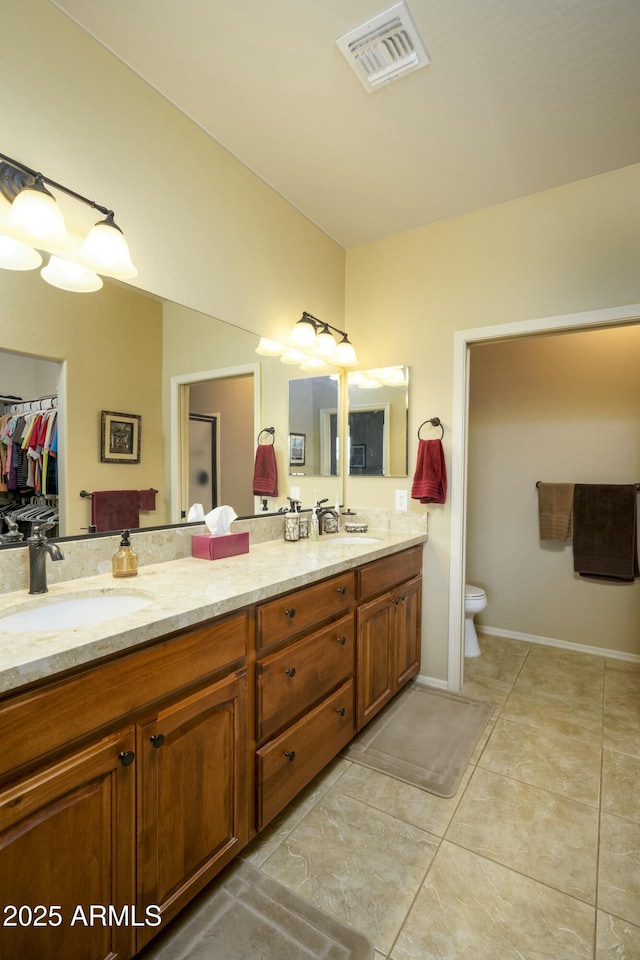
[0,729,136,960]
[356,591,394,730]
[137,670,248,948]
[393,575,422,689]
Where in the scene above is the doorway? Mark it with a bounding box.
[447,303,640,692]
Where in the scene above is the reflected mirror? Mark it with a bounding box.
[347,366,409,476]
[288,375,339,477]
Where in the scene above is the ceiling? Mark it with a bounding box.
[52,0,640,249]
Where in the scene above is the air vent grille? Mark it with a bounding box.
[336,2,430,92]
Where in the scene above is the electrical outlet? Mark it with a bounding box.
[289,486,300,500]
[395,489,408,511]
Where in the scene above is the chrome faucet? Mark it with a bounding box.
[27,522,64,594]
[314,498,340,535]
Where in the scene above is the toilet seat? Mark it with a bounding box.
[465,583,486,600]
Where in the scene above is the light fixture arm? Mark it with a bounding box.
[301,310,348,341]
[0,152,113,219]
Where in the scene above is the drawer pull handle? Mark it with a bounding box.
[119,750,135,767]
[284,667,296,678]
[336,636,347,645]
[393,597,399,605]
[284,608,296,618]
[399,594,406,602]
[337,586,347,595]
[336,707,346,716]
[284,750,296,762]
[150,734,165,749]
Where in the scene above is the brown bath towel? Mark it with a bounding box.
[91,490,140,533]
[537,482,575,541]
[573,484,639,581]
[411,439,447,504]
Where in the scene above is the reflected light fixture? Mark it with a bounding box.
[0,152,137,293]
[254,311,359,369]
[0,234,43,271]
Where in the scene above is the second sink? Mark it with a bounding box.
[0,590,154,634]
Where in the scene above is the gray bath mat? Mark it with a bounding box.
[145,861,374,960]
[342,683,492,798]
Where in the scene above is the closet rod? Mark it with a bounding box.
[2,394,58,413]
[535,481,640,492]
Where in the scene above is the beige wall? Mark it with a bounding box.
[467,326,640,655]
[0,270,163,535]
[346,165,640,678]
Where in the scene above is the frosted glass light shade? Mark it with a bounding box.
[41,256,103,293]
[300,356,329,371]
[255,337,286,356]
[0,235,42,270]
[279,348,307,365]
[315,324,337,357]
[1,182,67,246]
[80,216,137,279]
[289,315,317,349]
[335,335,358,367]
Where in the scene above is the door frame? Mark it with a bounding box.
[447,302,640,692]
[170,363,260,522]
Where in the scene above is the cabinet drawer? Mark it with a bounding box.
[0,612,248,780]
[357,546,422,601]
[257,614,354,742]
[256,572,355,651]
[256,680,354,830]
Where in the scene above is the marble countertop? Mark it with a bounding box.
[0,530,427,696]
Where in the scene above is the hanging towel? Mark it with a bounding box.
[573,484,639,582]
[91,490,140,533]
[138,488,157,511]
[252,443,278,497]
[537,482,575,541]
[411,439,447,504]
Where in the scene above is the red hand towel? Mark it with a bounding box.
[411,439,447,504]
[91,490,140,532]
[138,488,157,511]
[253,444,278,497]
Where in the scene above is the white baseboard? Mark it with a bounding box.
[479,625,640,664]
[415,672,448,690]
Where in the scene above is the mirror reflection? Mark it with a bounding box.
[347,366,409,477]
[288,375,339,477]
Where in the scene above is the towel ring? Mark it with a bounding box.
[257,426,275,444]
[417,417,444,440]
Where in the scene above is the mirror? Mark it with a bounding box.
[288,375,340,477]
[0,268,285,539]
[347,367,409,476]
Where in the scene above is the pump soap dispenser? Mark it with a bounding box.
[112,529,139,578]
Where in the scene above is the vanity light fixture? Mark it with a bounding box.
[255,311,359,368]
[0,152,137,293]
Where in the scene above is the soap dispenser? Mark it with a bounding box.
[112,529,138,578]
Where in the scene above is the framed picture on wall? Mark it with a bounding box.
[350,443,366,469]
[289,432,306,467]
[101,410,141,463]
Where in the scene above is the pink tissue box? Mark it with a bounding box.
[192,531,249,560]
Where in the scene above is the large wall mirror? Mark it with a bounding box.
[347,366,409,477]
[287,375,340,477]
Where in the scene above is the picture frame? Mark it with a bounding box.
[101,410,141,463]
[289,432,306,467]
[350,443,366,469]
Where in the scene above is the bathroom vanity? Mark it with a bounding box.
[0,531,425,960]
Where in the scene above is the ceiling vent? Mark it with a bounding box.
[336,1,430,93]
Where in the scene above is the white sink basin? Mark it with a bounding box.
[0,591,154,634]
[322,536,381,545]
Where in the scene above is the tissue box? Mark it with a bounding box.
[192,532,249,560]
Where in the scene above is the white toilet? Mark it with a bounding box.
[464,584,487,658]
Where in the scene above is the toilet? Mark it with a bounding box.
[464,584,487,657]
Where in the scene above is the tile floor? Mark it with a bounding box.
[146,634,640,960]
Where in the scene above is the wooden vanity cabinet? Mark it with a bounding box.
[0,611,248,960]
[356,547,422,730]
[254,572,356,830]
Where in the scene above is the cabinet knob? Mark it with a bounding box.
[336,707,346,716]
[393,597,399,605]
[284,667,296,678]
[284,750,296,762]
[336,636,347,645]
[118,750,135,767]
[337,586,347,595]
[284,608,296,618]
[150,734,165,749]
[399,594,406,602]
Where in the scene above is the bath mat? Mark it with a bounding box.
[342,683,492,798]
[145,861,374,960]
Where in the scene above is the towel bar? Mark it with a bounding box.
[257,426,275,444]
[417,417,444,440]
[536,481,640,491]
